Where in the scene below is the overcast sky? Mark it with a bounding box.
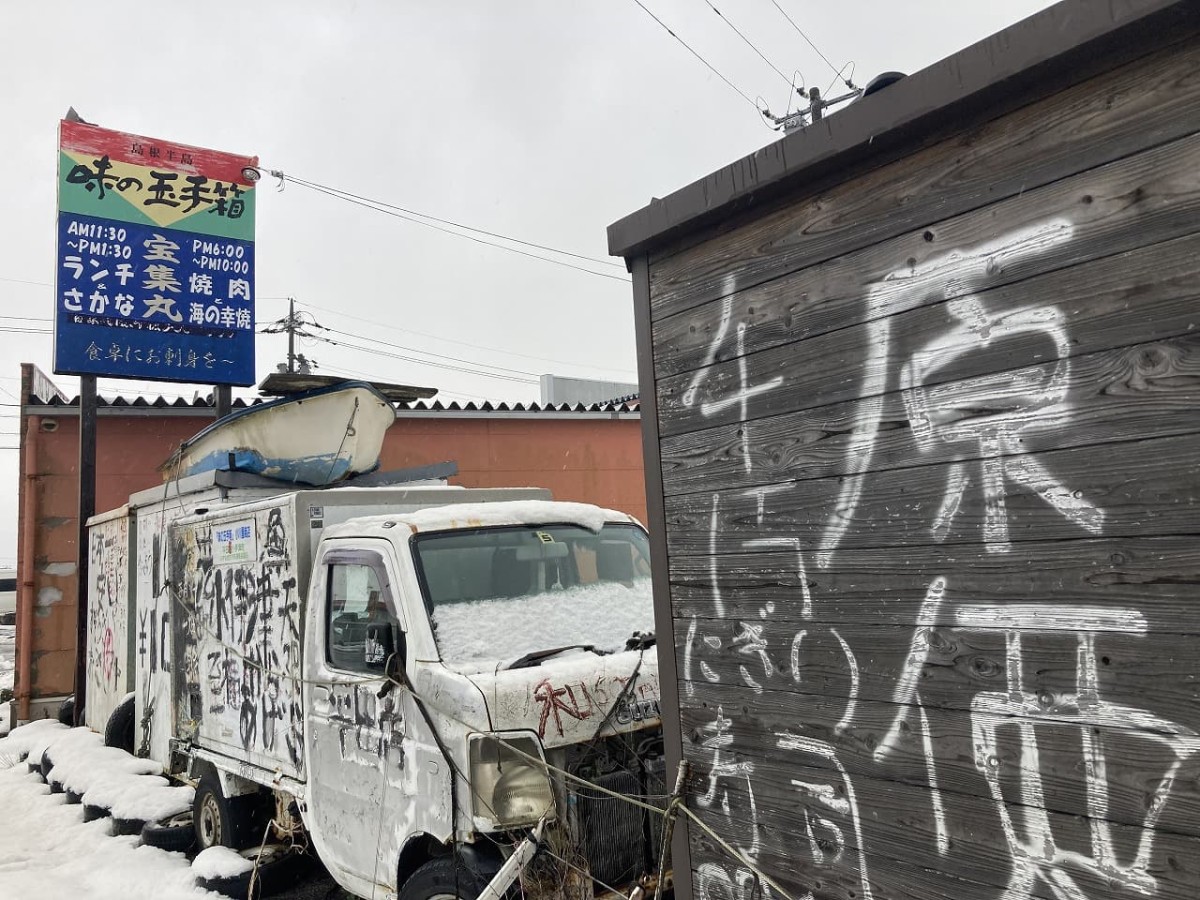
[0,0,1056,565]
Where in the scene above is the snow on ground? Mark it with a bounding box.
[0,726,217,899]
[432,578,654,671]
[0,623,14,735]
[0,623,14,693]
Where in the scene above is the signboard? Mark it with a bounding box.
[55,121,258,385]
[212,519,256,566]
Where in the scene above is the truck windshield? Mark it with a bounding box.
[412,523,654,672]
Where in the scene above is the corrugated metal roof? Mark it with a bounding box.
[24,393,640,415]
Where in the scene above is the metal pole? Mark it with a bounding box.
[73,374,97,725]
[214,384,231,420]
[287,297,296,374]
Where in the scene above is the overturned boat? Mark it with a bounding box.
[164,381,402,486]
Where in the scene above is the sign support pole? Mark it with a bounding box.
[214,384,231,420]
[73,374,97,726]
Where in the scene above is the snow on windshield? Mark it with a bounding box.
[432,579,654,671]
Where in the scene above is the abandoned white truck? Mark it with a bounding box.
[83,472,668,899]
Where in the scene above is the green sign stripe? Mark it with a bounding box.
[57,152,256,241]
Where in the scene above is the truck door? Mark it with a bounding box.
[304,544,409,896]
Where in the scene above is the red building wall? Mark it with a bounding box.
[15,395,643,716]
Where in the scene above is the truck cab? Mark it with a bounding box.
[168,495,664,900]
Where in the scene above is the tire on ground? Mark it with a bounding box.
[103,694,136,754]
[192,771,269,852]
[57,696,77,727]
[83,803,111,823]
[195,844,302,899]
[399,856,500,900]
[38,748,54,781]
[142,811,196,854]
[112,816,146,836]
[66,788,84,805]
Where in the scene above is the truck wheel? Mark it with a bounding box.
[399,857,499,900]
[103,695,136,755]
[142,811,196,853]
[193,772,266,851]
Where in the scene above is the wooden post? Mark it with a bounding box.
[73,374,97,726]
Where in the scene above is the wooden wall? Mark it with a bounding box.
[641,33,1200,900]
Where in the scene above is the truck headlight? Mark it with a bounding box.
[469,733,554,829]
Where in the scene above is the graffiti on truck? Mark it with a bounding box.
[173,506,305,768]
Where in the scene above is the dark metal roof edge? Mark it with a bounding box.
[607,0,1199,258]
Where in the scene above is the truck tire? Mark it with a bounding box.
[103,694,136,754]
[142,811,196,854]
[399,856,500,900]
[192,772,266,852]
[83,803,111,823]
[195,844,299,899]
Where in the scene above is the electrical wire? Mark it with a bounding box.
[278,177,630,284]
[701,0,793,89]
[307,330,539,385]
[766,0,855,88]
[319,325,540,379]
[286,298,637,379]
[825,60,856,96]
[257,319,540,385]
[279,174,624,271]
[630,0,761,112]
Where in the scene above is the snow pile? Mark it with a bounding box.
[32,725,193,820]
[192,845,254,879]
[432,578,654,671]
[0,760,215,899]
[0,718,67,766]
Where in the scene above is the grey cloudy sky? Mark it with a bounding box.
[0,0,1056,564]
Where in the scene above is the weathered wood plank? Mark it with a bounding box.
[655,203,1200,439]
[653,210,1200,390]
[662,431,1200,556]
[666,537,1200,631]
[647,36,1200,321]
[684,753,1200,900]
[660,331,1200,497]
[676,618,1200,735]
[677,691,1200,840]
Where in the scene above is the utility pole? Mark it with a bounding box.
[262,298,317,375]
[287,297,296,374]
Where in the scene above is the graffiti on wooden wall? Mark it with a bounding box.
[677,217,1199,900]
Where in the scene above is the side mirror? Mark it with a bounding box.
[374,629,408,697]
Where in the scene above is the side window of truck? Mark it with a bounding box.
[326,563,397,674]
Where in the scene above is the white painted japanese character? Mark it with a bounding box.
[63,288,83,312]
[189,303,206,324]
[88,290,109,315]
[235,309,252,330]
[228,278,251,301]
[143,265,182,293]
[62,256,83,279]
[189,272,214,295]
[143,234,180,263]
[143,294,183,322]
[113,263,135,286]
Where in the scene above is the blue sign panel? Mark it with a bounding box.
[55,212,255,384]
[55,121,259,385]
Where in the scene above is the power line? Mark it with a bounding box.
[701,0,794,90]
[288,298,636,379]
[630,0,761,111]
[321,325,540,379]
[312,332,538,385]
[766,0,855,88]
[277,178,630,283]
[280,174,623,271]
